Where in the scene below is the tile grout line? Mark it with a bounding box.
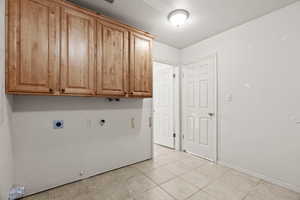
[240,179,264,200]
[135,148,229,200]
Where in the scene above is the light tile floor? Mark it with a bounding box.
[23,145,300,200]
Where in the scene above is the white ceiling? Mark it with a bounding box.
[70,0,298,49]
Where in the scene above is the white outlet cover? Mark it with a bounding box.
[225,94,233,102]
[244,83,252,89]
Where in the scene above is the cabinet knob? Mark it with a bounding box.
[49,88,53,93]
[61,88,65,93]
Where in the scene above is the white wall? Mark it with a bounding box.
[11,41,179,195]
[12,97,152,195]
[0,0,14,199]
[153,41,180,66]
[181,2,300,192]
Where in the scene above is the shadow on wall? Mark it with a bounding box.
[12,95,152,112]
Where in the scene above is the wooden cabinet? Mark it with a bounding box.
[96,21,129,96]
[7,0,60,94]
[6,0,153,98]
[60,7,96,95]
[129,32,153,97]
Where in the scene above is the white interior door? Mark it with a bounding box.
[182,55,217,161]
[153,62,175,148]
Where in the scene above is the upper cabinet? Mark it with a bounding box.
[96,21,129,96]
[7,0,60,94]
[60,7,96,95]
[130,32,153,97]
[6,0,153,98]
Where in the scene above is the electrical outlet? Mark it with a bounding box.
[53,120,64,129]
[131,118,135,128]
[99,119,106,127]
[225,93,233,102]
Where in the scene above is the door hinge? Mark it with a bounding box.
[173,133,176,138]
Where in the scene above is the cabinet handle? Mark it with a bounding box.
[49,88,53,93]
[61,88,65,93]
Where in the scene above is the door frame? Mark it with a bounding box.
[180,53,218,162]
[152,61,180,151]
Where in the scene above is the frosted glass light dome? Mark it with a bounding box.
[168,9,190,27]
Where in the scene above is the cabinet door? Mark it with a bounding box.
[129,32,153,97]
[7,0,60,94]
[96,22,129,96]
[61,7,96,95]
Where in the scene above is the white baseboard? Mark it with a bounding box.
[217,161,300,193]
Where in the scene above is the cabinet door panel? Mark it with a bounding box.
[61,8,96,95]
[130,33,153,97]
[96,22,128,96]
[7,0,59,93]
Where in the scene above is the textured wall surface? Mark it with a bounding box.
[182,2,300,192]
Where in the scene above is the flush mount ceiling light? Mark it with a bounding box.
[168,9,190,27]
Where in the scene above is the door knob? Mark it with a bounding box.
[208,113,215,117]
